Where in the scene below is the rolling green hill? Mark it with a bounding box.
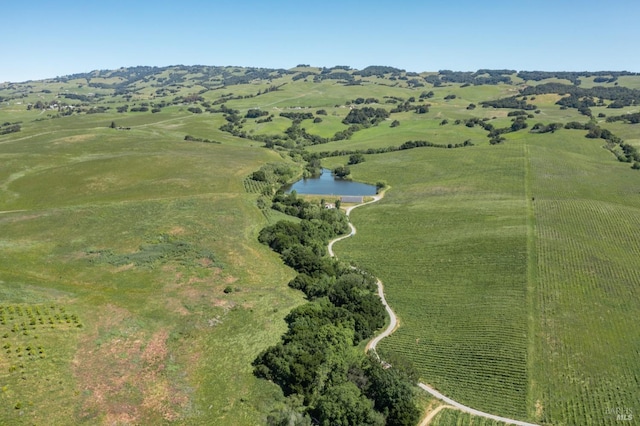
[1,65,639,425]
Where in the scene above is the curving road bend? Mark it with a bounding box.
[327,191,539,426]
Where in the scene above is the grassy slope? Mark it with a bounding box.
[0,110,300,425]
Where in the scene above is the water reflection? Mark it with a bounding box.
[283,168,376,196]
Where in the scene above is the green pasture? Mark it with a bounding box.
[0,112,301,424]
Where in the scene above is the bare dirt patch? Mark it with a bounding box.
[535,400,544,420]
[53,134,95,144]
[162,266,235,315]
[73,307,188,424]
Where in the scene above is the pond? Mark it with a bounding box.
[283,168,377,196]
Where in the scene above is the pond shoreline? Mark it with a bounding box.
[282,168,377,196]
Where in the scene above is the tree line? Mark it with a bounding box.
[253,190,421,425]
[298,138,475,162]
[520,83,640,109]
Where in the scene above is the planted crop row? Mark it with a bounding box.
[0,304,82,333]
[334,145,530,419]
[0,303,83,419]
[528,136,640,425]
[242,177,271,194]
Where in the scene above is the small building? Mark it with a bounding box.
[341,196,364,203]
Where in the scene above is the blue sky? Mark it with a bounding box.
[3,0,639,82]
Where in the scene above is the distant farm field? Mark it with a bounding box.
[0,111,301,424]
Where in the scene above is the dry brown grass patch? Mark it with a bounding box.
[74,307,188,424]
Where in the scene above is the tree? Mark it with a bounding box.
[348,154,365,165]
[246,108,268,118]
[333,166,351,178]
[414,105,429,114]
[390,120,400,128]
[365,358,421,426]
[314,382,384,426]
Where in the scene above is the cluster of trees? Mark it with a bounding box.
[254,189,420,425]
[507,110,530,117]
[183,135,221,144]
[0,122,20,135]
[333,165,351,178]
[27,100,55,110]
[556,95,599,116]
[585,125,616,140]
[353,66,405,77]
[348,153,365,165]
[516,71,637,85]
[314,72,355,83]
[292,71,318,81]
[301,139,474,162]
[454,115,534,144]
[520,83,640,110]
[406,78,424,87]
[606,112,640,124]
[256,84,286,96]
[423,70,513,86]
[481,96,537,110]
[349,97,380,105]
[387,101,412,113]
[342,107,389,126]
[250,162,300,186]
[530,122,563,134]
[280,112,314,122]
[257,115,274,123]
[130,105,149,112]
[246,109,269,119]
[222,68,292,86]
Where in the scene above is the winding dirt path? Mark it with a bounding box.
[327,190,539,426]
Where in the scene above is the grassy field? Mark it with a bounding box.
[2,66,640,425]
[0,110,301,424]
